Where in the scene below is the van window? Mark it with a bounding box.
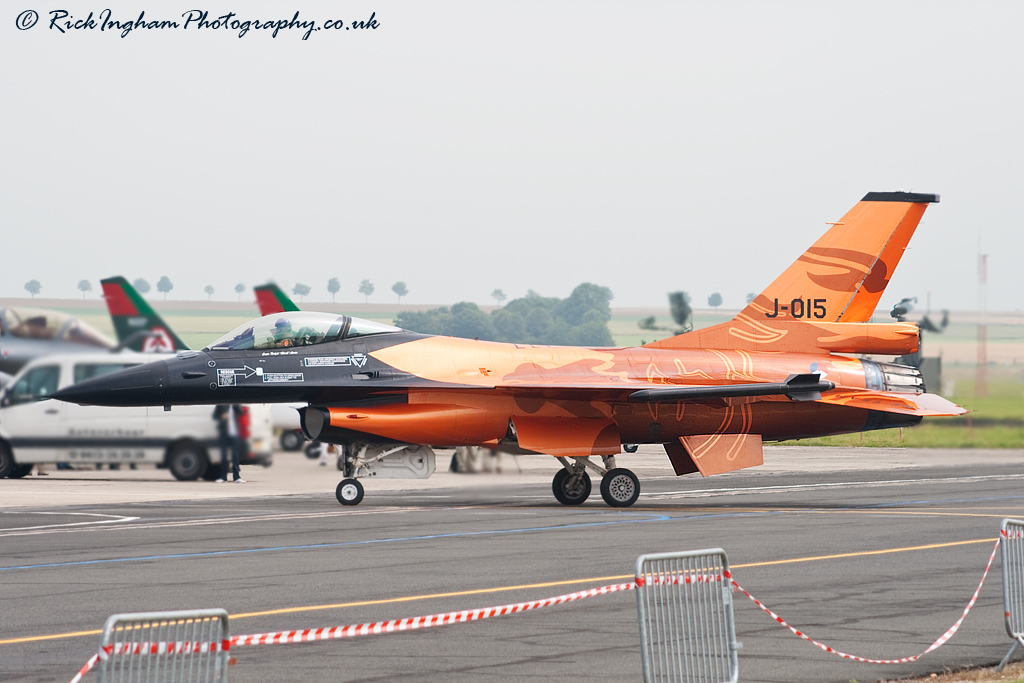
[74,363,141,384]
[8,365,60,406]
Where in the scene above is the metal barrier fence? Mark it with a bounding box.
[999,518,1024,671]
[97,609,230,683]
[635,549,740,683]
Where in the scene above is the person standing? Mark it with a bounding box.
[214,404,245,483]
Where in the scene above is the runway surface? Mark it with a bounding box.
[3,447,1024,682]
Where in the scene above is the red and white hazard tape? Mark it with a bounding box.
[726,537,1002,664]
[69,640,231,683]
[69,538,1003,682]
[69,581,635,682]
[234,580,635,645]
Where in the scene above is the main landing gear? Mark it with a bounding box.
[552,456,640,507]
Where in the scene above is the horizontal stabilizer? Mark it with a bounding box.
[630,374,833,403]
[817,390,966,417]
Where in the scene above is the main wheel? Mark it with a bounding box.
[552,468,591,506]
[167,442,209,481]
[622,443,639,453]
[305,442,321,460]
[8,464,34,479]
[280,430,304,451]
[0,442,15,478]
[600,468,640,507]
[336,478,364,506]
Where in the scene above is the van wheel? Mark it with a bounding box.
[280,430,304,451]
[0,442,15,478]
[167,442,208,481]
[8,464,34,479]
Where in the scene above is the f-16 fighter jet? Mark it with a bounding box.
[54,191,964,507]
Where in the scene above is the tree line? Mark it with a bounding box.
[394,283,615,346]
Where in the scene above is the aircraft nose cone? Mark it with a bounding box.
[53,360,169,407]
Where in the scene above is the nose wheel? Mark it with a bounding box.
[336,478,364,505]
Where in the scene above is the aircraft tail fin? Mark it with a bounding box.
[742,191,939,323]
[255,283,301,316]
[101,276,189,352]
[645,192,938,353]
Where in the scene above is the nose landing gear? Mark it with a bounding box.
[336,478,364,505]
[552,455,640,507]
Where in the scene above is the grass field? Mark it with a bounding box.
[778,370,1023,449]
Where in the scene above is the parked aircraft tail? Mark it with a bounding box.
[254,283,301,316]
[101,276,190,352]
[646,191,938,354]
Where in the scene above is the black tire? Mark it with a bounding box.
[280,430,304,451]
[305,442,321,460]
[552,468,591,506]
[201,462,222,481]
[0,442,15,478]
[167,442,209,481]
[336,478,364,506]
[8,464,33,479]
[600,468,640,507]
[622,443,639,453]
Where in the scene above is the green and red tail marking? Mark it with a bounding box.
[254,283,301,316]
[100,276,189,352]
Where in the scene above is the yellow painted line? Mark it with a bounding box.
[731,537,997,569]
[811,510,1013,519]
[0,628,103,645]
[0,536,1000,647]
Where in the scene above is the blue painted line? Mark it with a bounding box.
[861,494,1024,508]
[0,512,670,572]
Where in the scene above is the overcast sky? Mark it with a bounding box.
[2,1,1021,313]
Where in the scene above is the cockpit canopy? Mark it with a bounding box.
[206,312,401,351]
[0,307,114,348]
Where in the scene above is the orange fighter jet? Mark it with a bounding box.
[53,191,963,507]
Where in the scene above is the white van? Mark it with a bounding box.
[0,352,273,480]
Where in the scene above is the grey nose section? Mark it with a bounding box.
[52,361,168,406]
